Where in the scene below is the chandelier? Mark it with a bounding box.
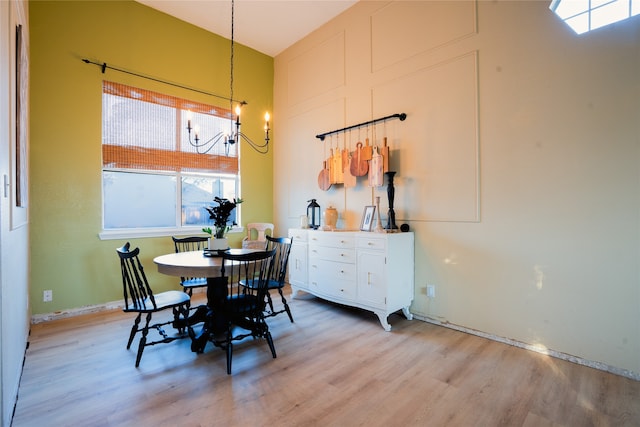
[186,0,270,155]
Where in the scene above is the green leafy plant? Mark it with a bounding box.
[203,196,244,239]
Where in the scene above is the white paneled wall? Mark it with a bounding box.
[274,0,640,378]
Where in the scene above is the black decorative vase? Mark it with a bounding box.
[385,171,398,230]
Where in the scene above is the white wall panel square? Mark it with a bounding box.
[287,32,345,106]
[373,52,479,222]
[371,1,476,72]
[286,99,345,218]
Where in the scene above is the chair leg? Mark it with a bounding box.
[226,323,233,375]
[127,313,142,349]
[266,330,277,359]
[135,313,152,367]
[266,291,275,313]
[278,287,294,323]
[172,304,189,334]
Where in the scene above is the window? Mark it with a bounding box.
[550,0,640,34]
[101,81,241,237]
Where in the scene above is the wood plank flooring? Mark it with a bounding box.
[12,288,640,426]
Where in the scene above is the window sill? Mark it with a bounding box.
[98,226,244,241]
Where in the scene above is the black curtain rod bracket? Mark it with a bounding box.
[315,113,407,141]
[82,58,247,105]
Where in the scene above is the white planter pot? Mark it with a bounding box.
[208,237,229,251]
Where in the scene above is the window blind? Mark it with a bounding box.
[102,81,238,174]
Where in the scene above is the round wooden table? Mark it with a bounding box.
[154,250,223,278]
[153,248,259,352]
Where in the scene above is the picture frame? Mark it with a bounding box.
[12,22,29,229]
[360,205,376,231]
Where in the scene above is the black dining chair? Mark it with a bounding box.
[204,249,277,374]
[117,242,191,367]
[242,236,294,322]
[172,236,209,296]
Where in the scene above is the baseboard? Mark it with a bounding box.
[412,313,640,382]
[31,300,125,324]
[31,288,206,324]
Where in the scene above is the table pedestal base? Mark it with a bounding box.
[185,276,229,353]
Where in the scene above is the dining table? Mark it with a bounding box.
[153,248,259,352]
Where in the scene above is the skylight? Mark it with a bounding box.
[550,0,640,34]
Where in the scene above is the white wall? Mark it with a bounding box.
[274,0,640,377]
[0,0,30,425]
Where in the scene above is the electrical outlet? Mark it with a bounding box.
[426,285,435,298]
[43,290,53,302]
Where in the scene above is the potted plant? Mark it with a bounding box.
[202,196,244,251]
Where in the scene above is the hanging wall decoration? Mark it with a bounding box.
[315,113,406,189]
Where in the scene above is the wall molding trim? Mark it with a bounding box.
[31,300,125,324]
[412,314,640,382]
[31,289,206,324]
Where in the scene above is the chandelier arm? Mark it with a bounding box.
[239,132,270,154]
[186,131,228,154]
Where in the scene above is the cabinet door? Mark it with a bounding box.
[357,251,386,308]
[288,243,308,289]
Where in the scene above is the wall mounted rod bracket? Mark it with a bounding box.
[315,113,406,141]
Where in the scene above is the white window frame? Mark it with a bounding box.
[550,0,640,34]
[98,81,242,240]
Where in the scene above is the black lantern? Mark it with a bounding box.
[307,199,321,230]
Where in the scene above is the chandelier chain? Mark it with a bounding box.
[230,0,235,115]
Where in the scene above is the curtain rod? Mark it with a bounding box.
[81,58,247,106]
[315,113,407,141]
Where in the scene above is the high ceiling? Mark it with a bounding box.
[136,0,359,57]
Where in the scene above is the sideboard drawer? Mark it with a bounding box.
[309,260,356,301]
[309,245,356,264]
[309,258,356,282]
[288,229,308,242]
[308,232,355,249]
[357,236,387,251]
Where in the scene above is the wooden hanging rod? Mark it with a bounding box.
[315,113,407,141]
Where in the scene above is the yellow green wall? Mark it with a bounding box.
[29,0,273,315]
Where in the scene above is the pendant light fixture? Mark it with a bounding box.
[186,0,270,155]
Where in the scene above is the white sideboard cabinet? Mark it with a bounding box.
[287,228,308,292]
[287,228,414,331]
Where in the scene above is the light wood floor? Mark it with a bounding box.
[12,288,640,426]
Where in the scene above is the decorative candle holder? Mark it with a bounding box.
[374,196,384,233]
[385,171,398,230]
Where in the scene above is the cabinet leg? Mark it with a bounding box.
[291,286,301,299]
[402,306,413,320]
[374,311,392,332]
